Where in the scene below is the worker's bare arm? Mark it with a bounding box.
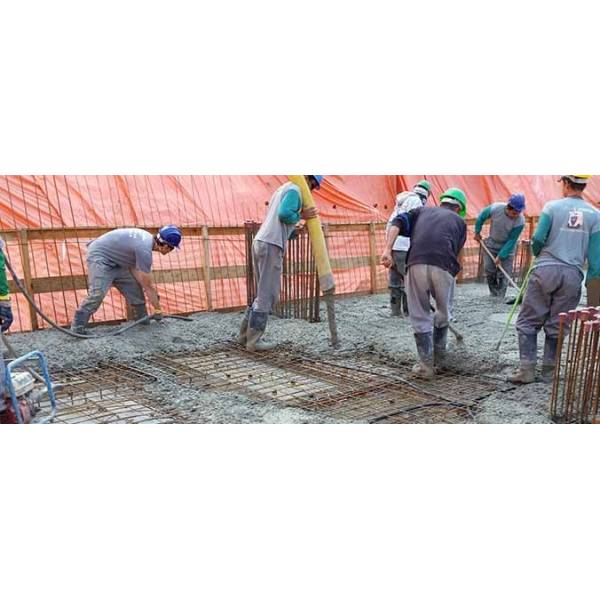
[131,269,161,311]
[381,225,400,268]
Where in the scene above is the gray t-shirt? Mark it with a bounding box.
[87,228,154,273]
[255,182,300,251]
[536,197,600,274]
[487,202,526,251]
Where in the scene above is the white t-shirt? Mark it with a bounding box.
[387,192,424,251]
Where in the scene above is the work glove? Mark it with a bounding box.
[0,301,14,332]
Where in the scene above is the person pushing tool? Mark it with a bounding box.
[509,176,600,384]
[70,226,183,334]
[474,194,526,299]
[381,188,468,379]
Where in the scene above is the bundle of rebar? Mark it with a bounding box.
[550,308,600,423]
[244,221,320,322]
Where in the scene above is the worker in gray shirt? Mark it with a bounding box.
[70,225,182,334]
[239,176,321,351]
[509,176,600,384]
[474,194,526,298]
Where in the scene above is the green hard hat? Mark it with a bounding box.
[415,179,431,192]
[439,187,467,218]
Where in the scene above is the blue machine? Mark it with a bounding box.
[4,351,57,424]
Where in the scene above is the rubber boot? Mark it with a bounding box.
[237,307,251,345]
[486,274,499,296]
[433,326,449,370]
[496,275,508,300]
[70,308,91,335]
[390,289,402,316]
[541,336,558,383]
[400,290,409,316]
[131,303,150,325]
[246,310,277,352]
[508,333,537,384]
[412,332,434,379]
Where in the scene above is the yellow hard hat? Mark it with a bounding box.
[561,175,592,185]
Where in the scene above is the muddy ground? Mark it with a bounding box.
[7,282,579,424]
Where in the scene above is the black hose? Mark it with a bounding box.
[2,249,192,339]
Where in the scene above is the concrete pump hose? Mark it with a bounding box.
[2,249,191,339]
[288,176,339,347]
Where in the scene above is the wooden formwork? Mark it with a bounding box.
[0,217,539,332]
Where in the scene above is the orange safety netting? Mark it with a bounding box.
[0,175,597,333]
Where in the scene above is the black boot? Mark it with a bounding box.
[390,289,402,316]
[70,308,91,334]
[541,336,558,383]
[131,303,150,325]
[496,275,508,300]
[486,274,499,296]
[400,290,409,316]
[237,306,251,345]
[433,326,449,369]
[412,332,434,379]
[508,333,537,384]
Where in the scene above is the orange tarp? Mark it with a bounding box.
[0,175,597,332]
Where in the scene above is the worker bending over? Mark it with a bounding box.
[386,180,431,316]
[474,194,526,298]
[70,226,182,334]
[239,176,321,351]
[510,176,600,384]
[381,188,467,378]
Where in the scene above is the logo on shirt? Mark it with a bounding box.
[568,210,584,229]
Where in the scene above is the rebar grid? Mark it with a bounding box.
[38,361,187,423]
[142,344,499,423]
[29,343,501,424]
[551,308,600,424]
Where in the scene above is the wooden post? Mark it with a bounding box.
[17,230,39,330]
[368,222,377,294]
[528,216,535,240]
[202,225,213,311]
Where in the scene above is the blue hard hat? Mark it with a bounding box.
[507,193,525,213]
[158,225,182,248]
[310,175,324,189]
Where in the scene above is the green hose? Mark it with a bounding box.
[494,260,536,351]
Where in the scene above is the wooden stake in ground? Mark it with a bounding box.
[288,176,339,347]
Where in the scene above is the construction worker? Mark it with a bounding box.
[70,225,182,334]
[0,237,14,423]
[474,194,526,298]
[381,188,468,378]
[239,176,321,351]
[509,176,600,384]
[386,180,431,316]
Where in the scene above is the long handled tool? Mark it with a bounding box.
[478,240,520,291]
[288,176,339,347]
